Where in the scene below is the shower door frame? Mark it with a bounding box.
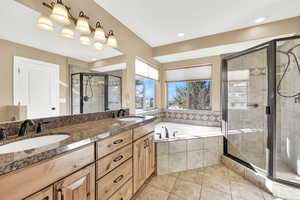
[221,35,300,188]
[71,72,122,114]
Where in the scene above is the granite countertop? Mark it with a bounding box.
[0,116,157,176]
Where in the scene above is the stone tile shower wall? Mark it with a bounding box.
[156,136,223,175]
[277,39,300,176]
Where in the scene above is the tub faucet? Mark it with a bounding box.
[163,126,169,139]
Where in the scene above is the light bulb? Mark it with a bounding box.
[61,26,75,40]
[50,1,70,25]
[75,12,91,34]
[94,41,103,51]
[80,35,91,45]
[37,16,55,32]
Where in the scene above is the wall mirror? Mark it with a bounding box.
[0,0,124,123]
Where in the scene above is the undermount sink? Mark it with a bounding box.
[118,116,144,122]
[0,134,70,154]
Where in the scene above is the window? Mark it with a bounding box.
[228,81,248,109]
[227,70,249,109]
[135,59,158,112]
[167,80,211,110]
[136,76,155,112]
[166,65,212,110]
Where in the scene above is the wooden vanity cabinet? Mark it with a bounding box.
[24,186,53,200]
[133,132,155,193]
[54,164,95,200]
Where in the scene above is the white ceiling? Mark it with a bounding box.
[154,34,295,63]
[95,0,300,47]
[0,0,122,62]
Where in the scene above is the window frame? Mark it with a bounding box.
[166,79,212,111]
[135,75,157,113]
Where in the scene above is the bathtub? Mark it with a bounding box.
[154,122,223,175]
[154,122,222,141]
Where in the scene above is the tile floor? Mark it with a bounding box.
[133,164,283,200]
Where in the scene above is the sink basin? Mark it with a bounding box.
[0,134,70,154]
[118,117,144,122]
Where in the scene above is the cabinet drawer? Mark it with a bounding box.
[0,144,94,200]
[97,144,132,179]
[97,158,132,200]
[97,130,132,159]
[133,122,155,140]
[24,185,53,200]
[108,178,132,200]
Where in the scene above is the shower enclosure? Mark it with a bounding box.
[71,73,122,114]
[222,35,300,187]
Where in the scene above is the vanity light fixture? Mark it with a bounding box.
[75,11,91,35]
[37,15,55,32]
[94,21,106,43]
[94,41,104,51]
[50,0,70,25]
[38,0,118,49]
[80,35,91,45]
[61,26,75,40]
[107,30,118,48]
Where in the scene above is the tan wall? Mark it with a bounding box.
[161,56,221,111]
[0,39,89,120]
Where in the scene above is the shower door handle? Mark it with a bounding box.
[265,106,271,115]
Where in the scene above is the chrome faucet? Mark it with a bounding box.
[117,109,126,117]
[18,120,35,137]
[162,126,169,139]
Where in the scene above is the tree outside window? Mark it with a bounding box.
[167,80,211,110]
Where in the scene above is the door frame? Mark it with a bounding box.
[13,56,60,117]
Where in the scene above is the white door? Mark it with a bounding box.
[13,56,60,119]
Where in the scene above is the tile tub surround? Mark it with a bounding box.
[0,115,157,176]
[222,155,300,200]
[133,164,276,200]
[0,109,129,138]
[156,136,223,175]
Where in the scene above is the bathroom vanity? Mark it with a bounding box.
[0,116,157,200]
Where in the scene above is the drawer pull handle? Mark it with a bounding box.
[113,174,124,183]
[113,139,124,145]
[113,155,124,162]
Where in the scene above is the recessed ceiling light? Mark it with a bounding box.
[177,33,185,37]
[255,17,266,24]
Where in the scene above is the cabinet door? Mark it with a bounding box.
[24,186,53,200]
[146,133,155,179]
[133,136,147,193]
[54,164,95,200]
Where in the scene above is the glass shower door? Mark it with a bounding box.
[106,75,122,111]
[224,47,269,171]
